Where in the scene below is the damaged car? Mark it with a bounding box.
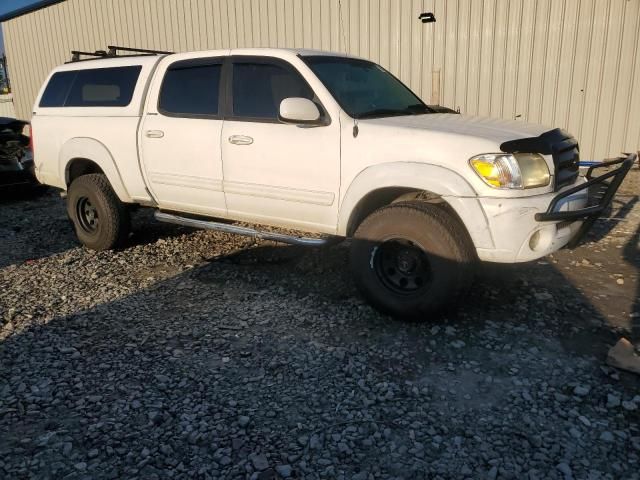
[0,116,37,191]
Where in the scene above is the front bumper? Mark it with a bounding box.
[534,153,636,247]
[474,153,636,263]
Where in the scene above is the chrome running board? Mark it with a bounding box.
[154,211,333,247]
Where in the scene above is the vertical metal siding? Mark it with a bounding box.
[0,94,16,118]
[2,0,639,159]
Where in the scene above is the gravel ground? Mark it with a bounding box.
[1,170,639,480]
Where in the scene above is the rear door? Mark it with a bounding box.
[139,55,227,216]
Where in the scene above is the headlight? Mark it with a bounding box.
[469,153,550,189]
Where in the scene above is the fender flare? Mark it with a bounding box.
[337,162,494,249]
[59,137,132,203]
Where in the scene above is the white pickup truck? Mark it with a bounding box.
[31,46,635,319]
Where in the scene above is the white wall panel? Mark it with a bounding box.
[2,0,639,159]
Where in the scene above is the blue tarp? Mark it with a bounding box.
[0,0,65,22]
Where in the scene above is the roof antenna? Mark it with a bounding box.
[353,118,359,138]
[338,0,348,52]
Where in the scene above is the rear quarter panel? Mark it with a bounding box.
[31,57,159,202]
[32,116,149,203]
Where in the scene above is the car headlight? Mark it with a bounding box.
[469,153,550,189]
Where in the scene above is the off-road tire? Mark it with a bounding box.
[67,173,130,251]
[349,201,476,320]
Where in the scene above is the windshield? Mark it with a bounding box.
[303,56,432,119]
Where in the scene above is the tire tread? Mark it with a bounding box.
[67,173,130,251]
[350,201,476,319]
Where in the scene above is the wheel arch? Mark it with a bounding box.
[60,137,132,203]
[338,162,494,249]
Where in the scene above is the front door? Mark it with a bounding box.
[139,56,226,216]
[221,56,340,233]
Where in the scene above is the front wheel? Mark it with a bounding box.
[67,174,130,251]
[349,202,476,320]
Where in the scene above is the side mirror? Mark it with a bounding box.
[279,97,321,125]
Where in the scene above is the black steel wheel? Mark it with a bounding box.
[75,196,100,233]
[350,201,476,320]
[373,239,432,295]
[67,173,130,251]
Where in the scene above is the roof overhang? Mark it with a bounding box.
[0,0,66,23]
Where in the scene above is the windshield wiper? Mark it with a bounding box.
[405,103,432,114]
[357,108,410,119]
[357,104,431,119]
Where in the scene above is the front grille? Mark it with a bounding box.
[556,220,575,230]
[551,132,580,190]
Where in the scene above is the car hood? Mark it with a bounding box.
[361,113,551,146]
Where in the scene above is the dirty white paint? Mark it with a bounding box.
[2,0,639,159]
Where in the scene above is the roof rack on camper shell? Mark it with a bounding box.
[68,45,173,63]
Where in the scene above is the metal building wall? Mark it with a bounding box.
[0,94,16,118]
[3,0,639,159]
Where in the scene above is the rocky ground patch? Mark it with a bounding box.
[1,170,639,479]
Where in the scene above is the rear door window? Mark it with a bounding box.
[158,59,222,117]
[39,65,142,108]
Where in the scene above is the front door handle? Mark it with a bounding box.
[229,135,254,146]
[145,130,164,138]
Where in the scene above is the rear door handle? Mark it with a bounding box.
[145,130,164,138]
[229,135,253,146]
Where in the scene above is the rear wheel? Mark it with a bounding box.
[67,174,130,251]
[349,202,475,320]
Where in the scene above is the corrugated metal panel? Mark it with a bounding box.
[0,94,16,118]
[2,0,639,159]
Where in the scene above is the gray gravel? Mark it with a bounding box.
[1,171,639,479]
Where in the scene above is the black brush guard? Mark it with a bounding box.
[535,152,637,248]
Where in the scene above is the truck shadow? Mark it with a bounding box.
[624,221,640,338]
[1,223,639,477]
[0,190,74,269]
[0,196,195,269]
[582,194,638,244]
